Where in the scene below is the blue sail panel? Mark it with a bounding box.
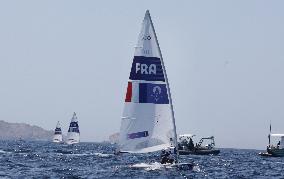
[68,122,80,133]
[129,56,165,82]
[125,82,169,104]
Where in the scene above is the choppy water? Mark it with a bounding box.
[0,140,283,178]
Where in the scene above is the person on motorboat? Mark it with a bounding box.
[160,149,174,164]
[277,141,281,148]
[188,138,194,150]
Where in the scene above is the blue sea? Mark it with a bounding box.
[0,140,283,178]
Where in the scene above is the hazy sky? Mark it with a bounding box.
[1,1,284,149]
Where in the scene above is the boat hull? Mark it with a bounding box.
[179,149,220,155]
[66,132,80,145]
[258,152,273,157]
[53,134,63,143]
[52,139,62,143]
[267,148,284,157]
[66,139,79,145]
[173,163,194,170]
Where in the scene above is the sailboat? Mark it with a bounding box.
[109,132,120,144]
[53,121,63,143]
[118,10,192,169]
[66,112,80,145]
[259,123,284,157]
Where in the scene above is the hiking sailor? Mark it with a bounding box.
[160,149,174,164]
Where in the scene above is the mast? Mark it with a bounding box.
[269,121,271,146]
[56,121,60,128]
[146,10,179,162]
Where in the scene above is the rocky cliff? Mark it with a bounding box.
[0,120,53,141]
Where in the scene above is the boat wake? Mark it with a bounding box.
[192,164,201,172]
[93,152,114,157]
[64,152,114,157]
[130,162,166,171]
[130,162,197,171]
[0,149,11,154]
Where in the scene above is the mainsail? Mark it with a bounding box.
[53,121,63,143]
[119,10,178,153]
[66,112,80,145]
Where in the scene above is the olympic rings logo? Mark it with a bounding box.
[142,35,151,40]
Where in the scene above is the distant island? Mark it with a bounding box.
[0,120,53,141]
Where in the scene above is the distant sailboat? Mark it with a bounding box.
[118,10,191,169]
[66,112,80,145]
[109,132,120,144]
[53,121,63,143]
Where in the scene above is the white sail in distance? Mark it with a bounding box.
[53,121,63,143]
[119,10,177,153]
[66,112,80,145]
[109,132,120,144]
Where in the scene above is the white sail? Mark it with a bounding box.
[109,132,120,144]
[53,121,63,143]
[119,10,177,153]
[66,112,80,145]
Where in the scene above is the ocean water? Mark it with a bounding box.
[0,140,283,178]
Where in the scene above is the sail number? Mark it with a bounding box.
[136,63,156,75]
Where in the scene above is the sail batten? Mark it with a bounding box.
[119,10,177,154]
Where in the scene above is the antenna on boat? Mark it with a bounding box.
[269,121,271,146]
[147,10,179,163]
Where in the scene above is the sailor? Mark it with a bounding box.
[114,149,120,155]
[160,149,174,164]
[178,143,182,150]
[188,138,194,150]
[167,151,174,163]
[160,149,168,164]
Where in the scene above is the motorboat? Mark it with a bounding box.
[178,134,220,155]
